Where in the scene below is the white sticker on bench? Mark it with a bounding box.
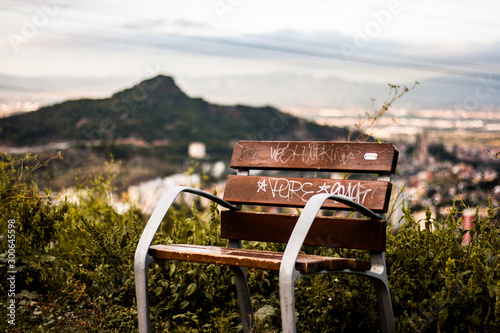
[364,153,378,160]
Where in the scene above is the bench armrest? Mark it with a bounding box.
[134,186,240,270]
[280,193,382,278]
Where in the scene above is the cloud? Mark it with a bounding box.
[172,18,210,29]
[161,29,499,87]
[123,18,168,30]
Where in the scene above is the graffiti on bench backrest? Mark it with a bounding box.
[256,177,373,204]
[269,142,362,165]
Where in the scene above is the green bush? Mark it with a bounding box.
[1,152,499,332]
[0,153,143,332]
[389,201,500,332]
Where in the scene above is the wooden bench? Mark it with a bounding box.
[135,140,398,333]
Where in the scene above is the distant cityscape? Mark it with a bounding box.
[303,108,500,140]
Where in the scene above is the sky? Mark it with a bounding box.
[0,0,499,115]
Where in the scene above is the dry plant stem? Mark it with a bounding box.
[349,81,419,142]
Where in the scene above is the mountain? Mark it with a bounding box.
[0,75,349,151]
[4,72,498,121]
[0,75,353,191]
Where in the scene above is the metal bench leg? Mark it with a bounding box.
[369,276,395,333]
[135,254,154,333]
[279,268,298,333]
[230,266,255,333]
[368,252,395,333]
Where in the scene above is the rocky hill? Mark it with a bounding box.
[0,75,348,149]
[0,75,350,191]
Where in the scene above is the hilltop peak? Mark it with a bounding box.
[112,74,187,101]
[140,75,182,93]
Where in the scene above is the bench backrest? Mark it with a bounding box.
[221,141,399,252]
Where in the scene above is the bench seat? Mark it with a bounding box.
[149,244,371,274]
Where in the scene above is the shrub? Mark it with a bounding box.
[0,153,143,332]
[389,201,500,332]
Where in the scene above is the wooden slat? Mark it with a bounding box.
[323,258,371,271]
[221,211,386,252]
[149,244,370,274]
[149,244,322,273]
[231,141,398,173]
[223,175,392,213]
